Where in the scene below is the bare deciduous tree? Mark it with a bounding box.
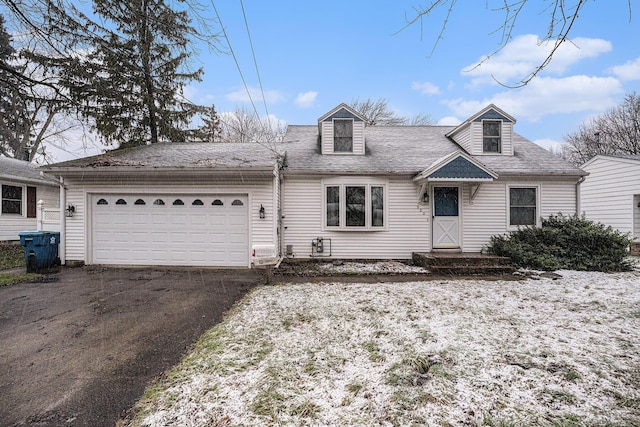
[563,92,640,165]
[218,106,286,146]
[399,0,632,87]
[350,98,433,126]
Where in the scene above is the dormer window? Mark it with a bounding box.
[333,119,353,152]
[319,104,365,155]
[483,120,501,153]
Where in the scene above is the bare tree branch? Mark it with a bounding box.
[399,0,626,87]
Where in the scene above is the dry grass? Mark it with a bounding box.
[124,270,640,427]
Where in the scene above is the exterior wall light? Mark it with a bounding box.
[66,204,76,217]
[423,192,429,203]
[259,204,265,219]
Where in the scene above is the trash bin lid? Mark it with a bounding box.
[18,230,47,237]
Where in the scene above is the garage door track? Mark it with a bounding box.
[0,267,262,427]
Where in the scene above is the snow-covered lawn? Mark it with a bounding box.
[126,270,640,426]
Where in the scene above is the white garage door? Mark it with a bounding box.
[91,194,249,267]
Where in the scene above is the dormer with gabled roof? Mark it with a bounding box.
[446,104,516,156]
[318,103,366,155]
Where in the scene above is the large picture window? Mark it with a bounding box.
[509,187,537,226]
[483,120,501,153]
[333,119,353,152]
[325,183,385,229]
[1,184,22,215]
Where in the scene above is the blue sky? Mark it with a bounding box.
[184,0,639,152]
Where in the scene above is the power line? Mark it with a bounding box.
[239,0,272,133]
[210,0,277,153]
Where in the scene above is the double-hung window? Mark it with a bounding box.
[325,183,385,229]
[333,119,353,152]
[509,187,538,226]
[483,120,501,153]
[1,184,23,215]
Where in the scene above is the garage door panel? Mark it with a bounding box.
[228,215,247,226]
[151,214,168,225]
[190,214,208,226]
[113,214,130,226]
[132,214,148,225]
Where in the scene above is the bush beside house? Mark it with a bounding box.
[488,214,633,272]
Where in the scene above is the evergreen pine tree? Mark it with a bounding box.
[0,14,31,158]
[63,0,204,147]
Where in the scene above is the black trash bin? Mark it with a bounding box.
[18,231,60,273]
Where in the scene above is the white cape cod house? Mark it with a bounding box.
[42,104,586,267]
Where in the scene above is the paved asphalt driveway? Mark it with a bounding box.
[0,267,263,427]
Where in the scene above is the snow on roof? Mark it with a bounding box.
[282,125,585,177]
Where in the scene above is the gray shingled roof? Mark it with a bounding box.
[281,125,586,177]
[0,156,58,186]
[41,125,585,179]
[43,142,282,172]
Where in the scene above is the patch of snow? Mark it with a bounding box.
[130,270,640,426]
[317,260,429,274]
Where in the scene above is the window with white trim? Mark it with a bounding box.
[333,119,353,152]
[483,120,501,153]
[509,187,537,226]
[1,184,22,215]
[325,183,385,229]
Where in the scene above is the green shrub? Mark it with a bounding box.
[488,214,633,272]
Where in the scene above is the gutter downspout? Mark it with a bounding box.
[274,153,286,269]
[41,172,66,265]
[576,176,586,217]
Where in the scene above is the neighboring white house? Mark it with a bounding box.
[580,154,640,243]
[42,104,586,267]
[1,156,60,242]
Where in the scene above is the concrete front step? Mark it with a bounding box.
[412,252,515,275]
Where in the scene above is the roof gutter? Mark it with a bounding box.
[0,173,59,187]
[40,166,278,178]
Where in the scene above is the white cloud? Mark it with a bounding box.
[225,86,285,104]
[464,34,612,86]
[437,116,461,126]
[608,57,640,81]
[446,75,623,122]
[411,81,441,95]
[294,91,318,108]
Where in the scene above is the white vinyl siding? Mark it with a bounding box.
[284,176,579,256]
[0,183,59,241]
[282,176,430,259]
[581,156,640,240]
[540,181,576,218]
[450,127,472,153]
[461,179,578,252]
[61,176,276,266]
[461,182,509,252]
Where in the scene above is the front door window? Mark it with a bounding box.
[434,187,459,217]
